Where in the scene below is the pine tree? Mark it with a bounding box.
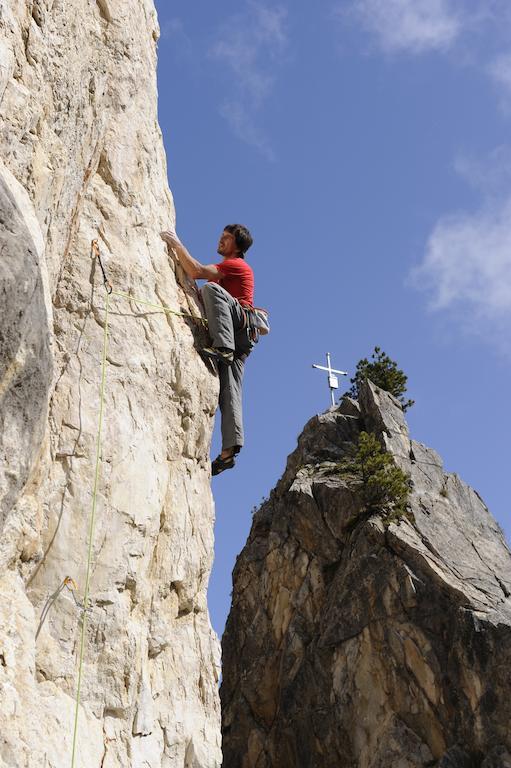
[347,346,414,411]
[337,431,412,524]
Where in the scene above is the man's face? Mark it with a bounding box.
[217,230,237,257]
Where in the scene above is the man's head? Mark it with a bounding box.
[217,224,253,258]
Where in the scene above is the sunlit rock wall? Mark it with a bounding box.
[0,2,221,766]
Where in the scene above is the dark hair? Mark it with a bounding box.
[224,224,253,256]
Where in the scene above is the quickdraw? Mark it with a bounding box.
[91,239,112,294]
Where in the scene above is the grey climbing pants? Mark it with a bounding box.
[201,282,253,451]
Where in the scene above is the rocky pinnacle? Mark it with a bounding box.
[221,380,511,768]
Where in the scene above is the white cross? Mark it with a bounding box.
[312,352,348,408]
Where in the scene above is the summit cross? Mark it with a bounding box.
[312,352,348,408]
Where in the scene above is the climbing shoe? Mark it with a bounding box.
[202,346,234,365]
[211,453,236,476]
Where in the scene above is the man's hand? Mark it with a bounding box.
[160,227,182,247]
[160,226,219,281]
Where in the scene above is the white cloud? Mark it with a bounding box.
[160,18,190,46]
[218,100,275,161]
[454,146,511,195]
[159,18,196,68]
[488,52,511,105]
[209,2,288,157]
[346,0,461,54]
[412,191,511,351]
[416,201,511,311]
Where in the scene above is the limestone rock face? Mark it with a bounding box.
[221,381,511,768]
[0,3,221,766]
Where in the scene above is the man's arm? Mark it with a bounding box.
[161,229,219,281]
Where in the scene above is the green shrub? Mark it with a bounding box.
[347,346,414,411]
[337,431,412,525]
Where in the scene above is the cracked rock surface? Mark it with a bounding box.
[1,2,221,766]
[221,380,511,768]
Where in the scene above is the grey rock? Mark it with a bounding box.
[222,380,511,768]
[482,747,511,768]
[437,746,475,768]
[338,396,361,418]
[0,165,52,538]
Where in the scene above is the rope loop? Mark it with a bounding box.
[90,240,206,322]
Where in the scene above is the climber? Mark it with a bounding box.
[161,223,255,476]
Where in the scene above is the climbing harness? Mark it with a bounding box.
[244,305,270,342]
[69,241,207,767]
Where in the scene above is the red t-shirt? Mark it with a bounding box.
[213,257,254,307]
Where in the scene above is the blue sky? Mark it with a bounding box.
[154,0,511,636]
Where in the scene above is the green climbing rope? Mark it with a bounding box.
[69,242,207,765]
[70,290,110,768]
[111,289,206,324]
